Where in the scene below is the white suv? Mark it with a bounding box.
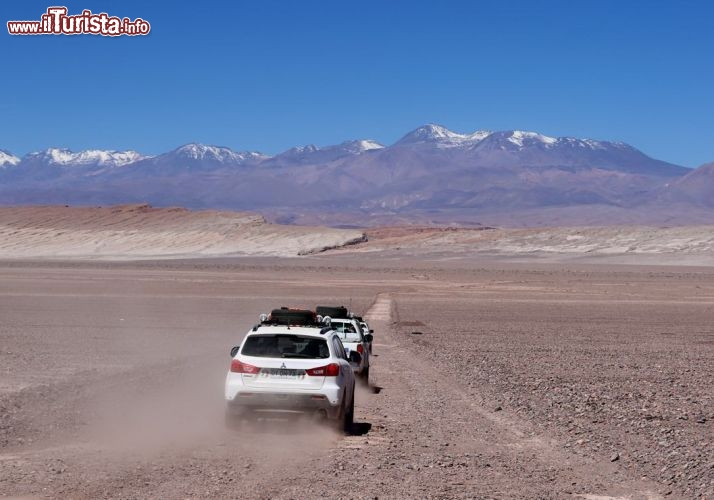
[225,316,356,433]
[356,317,374,353]
[329,317,371,383]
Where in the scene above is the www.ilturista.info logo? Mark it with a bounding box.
[7,7,150,36]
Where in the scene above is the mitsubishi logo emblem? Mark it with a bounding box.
[280,363,286,369]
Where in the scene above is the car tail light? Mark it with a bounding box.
[357,344,364,355]
[305,363,340,377]
[230,359,260,374]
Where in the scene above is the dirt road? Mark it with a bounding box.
[1,260,712,498]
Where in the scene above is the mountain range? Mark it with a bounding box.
[1,124,712,226]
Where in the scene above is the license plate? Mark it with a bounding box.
[261,368,303,379]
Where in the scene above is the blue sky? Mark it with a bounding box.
[2,0,713,166]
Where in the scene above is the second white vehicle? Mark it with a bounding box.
[355,315,374,353]
[325,315,372,383]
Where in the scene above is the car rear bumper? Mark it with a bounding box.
[226,392,341,419]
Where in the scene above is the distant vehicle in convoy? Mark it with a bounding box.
[316,305,372,383]
[353,315,374,353]
[225,307,357,433]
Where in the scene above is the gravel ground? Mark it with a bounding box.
[393,269,714,498]
[1,260,712,499]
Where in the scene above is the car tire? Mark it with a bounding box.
[343,391,354,435]
[360,366,370,385]
[335,396,347,432]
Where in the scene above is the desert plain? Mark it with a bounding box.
[0,206,713,499]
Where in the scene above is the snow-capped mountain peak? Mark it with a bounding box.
[175,143,210,158]
[78,149,146,166]
[26,148,147,167]
[0,149,20,167]
[290,145,320,155]
[465,130,492,142]
[170,143,267,163]
[397,124,463,143]
[174,143,229,160]
[414,124,460,140]
[477,131,635,152]
[267,139,384,166]
[40,148,74,164]
[396,124,491,147]
[332,139,384,154]
[507,130,557,147]
[356,139,384,150]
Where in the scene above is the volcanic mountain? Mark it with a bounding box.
[0,124,710,226]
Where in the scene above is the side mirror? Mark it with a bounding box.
[230,346,240,358]
[364,334,373,343]
[369,329,374,334]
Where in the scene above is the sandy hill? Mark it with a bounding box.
[327,225,714,266]
[0,204,365,259]
[2,205,714,265]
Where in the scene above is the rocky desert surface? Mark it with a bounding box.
[0,206,713,499]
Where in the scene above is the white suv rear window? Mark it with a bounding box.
[241,334,330,359]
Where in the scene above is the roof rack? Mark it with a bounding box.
[254,307,335,329]
[316,305,350,319]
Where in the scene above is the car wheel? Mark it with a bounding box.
[360,366,369,385]
[343,391,354,435]
[334,397,347,432]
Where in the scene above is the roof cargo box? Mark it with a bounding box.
[267,307,317,326]
[316,305,349,319]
